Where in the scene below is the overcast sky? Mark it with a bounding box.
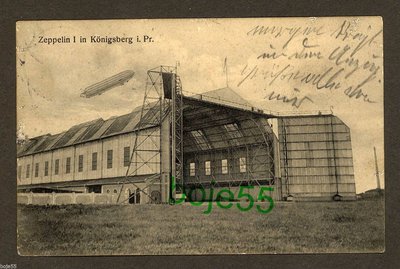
[17,18,383,193]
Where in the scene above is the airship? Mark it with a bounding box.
[80,70,135,98]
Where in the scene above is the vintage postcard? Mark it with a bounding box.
[16,17,384,255]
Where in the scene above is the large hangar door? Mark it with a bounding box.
[278,115,356,201]
[181,98,278,200]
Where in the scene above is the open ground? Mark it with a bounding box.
[17,196,384,255]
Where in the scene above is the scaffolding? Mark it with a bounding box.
[116,65,281,203]
[182,104,276,199]
[117,66,177,203]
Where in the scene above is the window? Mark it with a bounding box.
[87,185,101,193]
[92,152,97,171]
[55,159,59,175]
[66,157,71,174]
[18,166,22,180]
[190,130,211,150]
[224,123,243,145]
[26,164,30,178]
[124,147,130,167]
[189,162,196,176]
[35,163,39,177]
[205,161,211,176]
[136,188,141,204]
[221,159,228,174]
[107,150,113,169]
[78,155,84,172]
[239,157,246,173]
[44,161,49,176]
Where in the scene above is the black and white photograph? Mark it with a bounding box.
[16,17,384,255]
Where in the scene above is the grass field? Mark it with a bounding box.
[17,197,384,255]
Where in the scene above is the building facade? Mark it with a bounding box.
[17,84,356,203]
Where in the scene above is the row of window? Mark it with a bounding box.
[189,157,247,176]
[18,147,131,179]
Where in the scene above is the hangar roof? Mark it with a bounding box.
[17,88,269,157]
[17,102,163,157]
[184,87,267,115]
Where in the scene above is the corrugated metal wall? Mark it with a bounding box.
[278,115,356,201]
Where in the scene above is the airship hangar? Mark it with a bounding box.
[17,66,356,205]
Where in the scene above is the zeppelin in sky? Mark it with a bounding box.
[80,70,135,98]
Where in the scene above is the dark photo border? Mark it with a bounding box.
[1,0,399,268]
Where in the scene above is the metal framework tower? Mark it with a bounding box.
[117,66,178,204]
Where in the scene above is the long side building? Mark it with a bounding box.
[17,104,167,204]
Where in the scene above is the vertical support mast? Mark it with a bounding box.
[374,146,381,190]
[171,71,184,200]
[330,116,339,196]
[281,119,290,197]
